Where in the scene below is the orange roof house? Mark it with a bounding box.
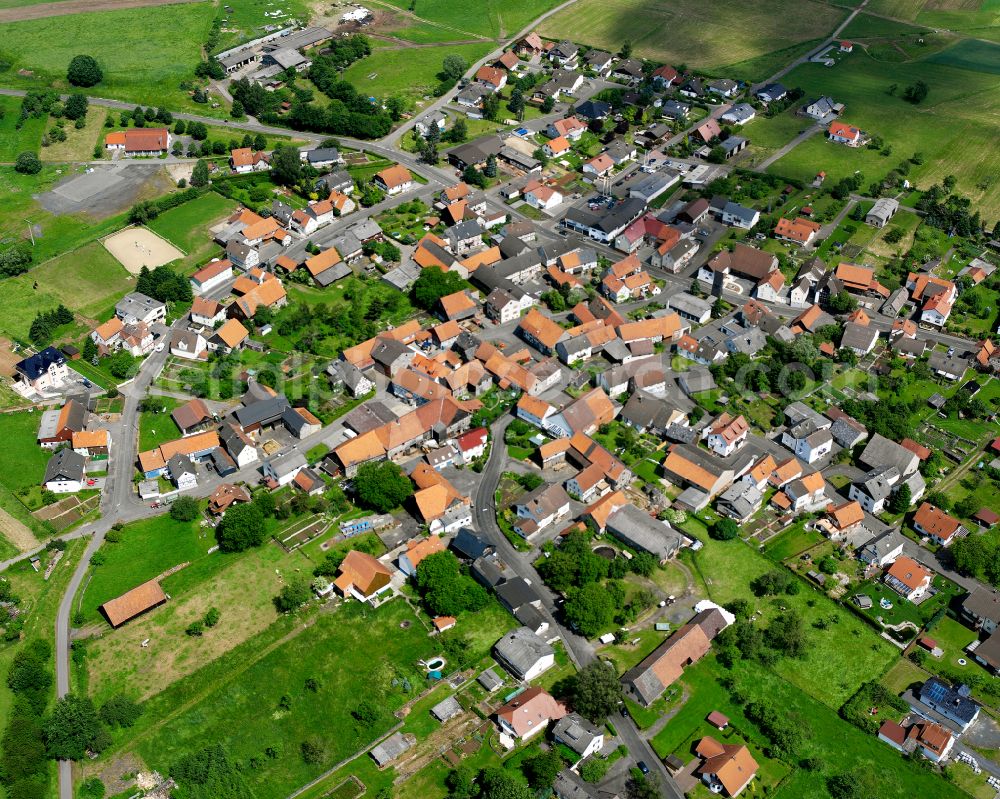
[305,248,342,277]
[694,737,759,797]
[104,131,126,147]
[399,534,446,575]
[884,556,933,599]
[213,318,249,350]
[828,500,864,531]
[123,128,169,153]
[374,164,413,192]
[912,502,964,544]
[101,580,167,627]
[335,550,393,601]
[828,120,863,145]
[774,217,821,245]
[517,308,566,353]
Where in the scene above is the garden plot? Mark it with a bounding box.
[102,226,185,274]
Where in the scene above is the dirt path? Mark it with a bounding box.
[0,0,202,23]
[0,505,40,553]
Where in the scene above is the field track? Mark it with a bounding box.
[0,0,202,24]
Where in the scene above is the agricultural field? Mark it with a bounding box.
[341,41,494,102]
[0,240,135,341]
[539,0,846,80]
[377,0,565,40]
[0,3,217,111]
[766,45,1000,222]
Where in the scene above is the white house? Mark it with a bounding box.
[42,449,86,494]
[190,260,234,296]
[704,414,748,457]
[263,451,307,486]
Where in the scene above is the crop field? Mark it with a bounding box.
[538,0,846,79]
[766,51,1000,223]
[927,37,1000,72]
[0,240,134,340]
[341,41,494,101]
[0,3,215,108]
[378,0,564,40]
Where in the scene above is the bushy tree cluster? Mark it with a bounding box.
[170,744,254,799]
[353,460,412,512]
[28,305,73,345]
[215,503,267,552]
[2,642,53,798]
[136,265,193,304]
[67,55,102,87]
[415,551,489,617]
[410,269,468,310]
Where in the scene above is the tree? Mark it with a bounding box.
[82,337,98,363]
[415,551,489,616]
[63,93,88,121]
[441,54,469,82]
[484,153,498,178]
[204,607,221,628]
[888,483,911,514]
[230,99,245,119]
[523,750,564,789]
[828,291,857,314]
[564,582,615,637]
[44,694,108,760]
[271,144,303,186]
[571,660,623,723]
[479,767,533,799]
[541,95,555,113]
[620,40,633,58]
[626,773,660,799]
[274,579,311,612]
[954,494,980,520]
[14,152,42,175]
[190,159,209,188]
[411,268,466,310]
[446,116,468,143]
[67,55,103,87]
[354,461,413,512]
[508,88,525,119]
[169,496,199,522]
[215,503,266,552]
[711,518,740,541]
[300,738,326,764]
[186,620,204,637]
[902,80,929,104]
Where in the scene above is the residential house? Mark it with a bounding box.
[373,165,413,195]
[860,433,919,476]
[828,120,865,146]
[493,627,555,681]
[398,534,446,577]
[884,556,933,601]
[335,550,393,603]
[115,292,166,325]
[36,399,87,448]
[42,449,86,493]
[961,586,1000,634]
[704,413,749,457]
[915,677,980,732]
[774,217,821,246]
[694,737,759,797]
[263,450,307,487]
[912,502,966,547]
[168,453,198,491]
[514,483,571,540]
[858,529,906,568]
[15,347,69,393]
[496,686,566,742]
[552,713,605,760]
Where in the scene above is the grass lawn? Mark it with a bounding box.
[650,655,966,799]
[145,191,238,271]
[768,48,1000,224]
[539,0,845,80]
[881,657,927,695]
[0,4,217,112]
[341,42,493,102]
[0,411,56,492]
[0,94,45,160]
[120,599,440,799]
[762,522,823,562]
[77,512,219,623]
[688,532,896,708]
[0,165,131,267]
[138,398,182,451]
[81,537,307,706]
[0,239,135,340]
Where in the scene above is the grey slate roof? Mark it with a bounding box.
[493,626,553,679]
[43,448,86,484]
[606,504,683,560]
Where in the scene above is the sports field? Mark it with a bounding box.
[103,227,185,274]
[766,48,1000,223]
[538,0,846,80]
[0,2,215,109]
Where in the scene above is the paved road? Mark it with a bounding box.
[471,419,685,798]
